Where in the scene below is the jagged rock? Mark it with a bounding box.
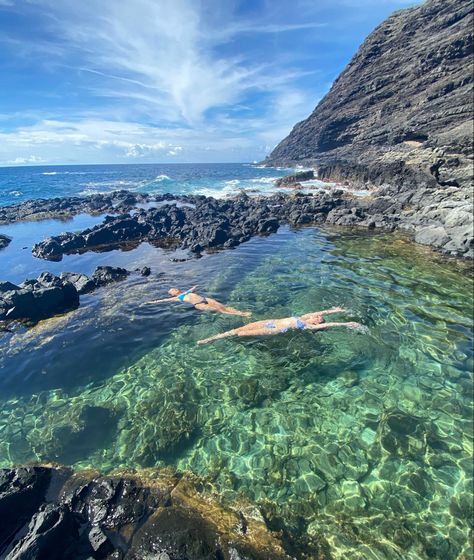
[60,272,96,295]
[267,0,473,189]
[0,272,79,323]
[275,170,315,186]
[92,265,129,287]
[0,190,163,226]
[0,466,291,560]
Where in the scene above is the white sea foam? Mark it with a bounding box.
[41,172,57,175]
[153,174,172,182]
[8,190,22,197]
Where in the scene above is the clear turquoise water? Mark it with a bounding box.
[0,224,472,559]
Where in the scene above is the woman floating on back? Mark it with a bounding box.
[197,307,365,344]
[144,285,251,317]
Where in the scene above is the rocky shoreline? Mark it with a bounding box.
[0,465,294,560]
[15,185,471,261]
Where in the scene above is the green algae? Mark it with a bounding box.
[0,228,472,559]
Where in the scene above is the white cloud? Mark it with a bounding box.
[3,155,45,165]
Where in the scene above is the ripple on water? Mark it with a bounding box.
[0,229,472,559]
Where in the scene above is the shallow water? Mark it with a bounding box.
[0,226,472,559]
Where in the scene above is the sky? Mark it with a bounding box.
[0,0,421,166]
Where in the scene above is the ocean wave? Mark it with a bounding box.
[81,180,144,189]
[153,174,172,182]
[249,177,276,184]
[41,172,58,175]
[8,190,22,197]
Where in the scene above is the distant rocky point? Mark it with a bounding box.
[265,0,473,257]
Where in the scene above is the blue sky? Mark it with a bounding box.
[0,0,420,165]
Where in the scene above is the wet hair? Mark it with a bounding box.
[168,288,180,296]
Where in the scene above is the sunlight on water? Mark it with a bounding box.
[0,228,472,559]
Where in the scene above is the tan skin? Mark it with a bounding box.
[144,286,252,317]
[197,307,364,344]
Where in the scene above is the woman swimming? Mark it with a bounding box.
[144,285,251,317]
[197,307,365,344]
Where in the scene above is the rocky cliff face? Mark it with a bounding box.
[265,0,473,258]
[266,0,473,191]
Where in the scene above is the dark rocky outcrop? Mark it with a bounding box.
[0,191,185,225]
[0,267,135,324]
[0,465,291,560]
[275,170,314,187]
[265,0,473,257]
[29,189,473,259]
[0,272,80,323]
[31,193,343,261]
[0,234,11,250]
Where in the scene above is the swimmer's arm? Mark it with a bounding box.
[143,296,177,304]
[188,285,198,292]
[305,321,364,331]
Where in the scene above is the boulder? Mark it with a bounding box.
[92,266,130,287]
[0,273,79,322]
[60,272,96,295]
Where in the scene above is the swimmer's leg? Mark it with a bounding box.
[199,298,252,317]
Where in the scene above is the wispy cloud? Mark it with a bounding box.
[0,0,422,164]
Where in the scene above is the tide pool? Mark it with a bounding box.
[0,225,472,559]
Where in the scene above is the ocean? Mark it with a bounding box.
[0,163,298,205]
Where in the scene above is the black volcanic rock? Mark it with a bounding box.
[92,265,130,287]
[0,273,79,323]
[0,465,291,560]
[275,170,314,186]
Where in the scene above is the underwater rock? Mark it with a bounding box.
[378,409,427,458]
[118,381,200,465]
[0,465,290,560]
[28,404,117,464]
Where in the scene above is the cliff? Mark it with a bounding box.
[266,0,473,191]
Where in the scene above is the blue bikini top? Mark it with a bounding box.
[177,289,192,302]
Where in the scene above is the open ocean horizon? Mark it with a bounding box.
[0,162,303,206]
